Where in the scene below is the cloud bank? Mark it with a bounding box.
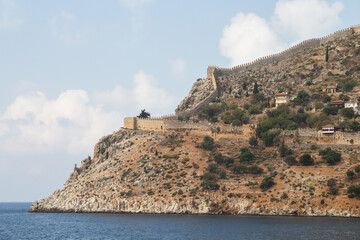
[0,70,174,155]
[219,0,344,66]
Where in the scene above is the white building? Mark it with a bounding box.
[345,102,360,113]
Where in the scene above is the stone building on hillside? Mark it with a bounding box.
[330,100,346,108]
[275,92,290,107]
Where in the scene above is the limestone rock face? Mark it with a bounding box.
[176,78,214,113]
[30,128,360,217]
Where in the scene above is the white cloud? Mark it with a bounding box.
[171,58,186,78]
[220,13,285,66]
[48,11,88,45]
[0,0,21,31]
[273,0,344,40]
[0,70,174,155]
[133,70,174,111]
[219,0,344,67]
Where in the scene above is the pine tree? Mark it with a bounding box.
[325,46,329,62]
[253,82,259,94]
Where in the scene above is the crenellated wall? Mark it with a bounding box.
[216,26,357,75]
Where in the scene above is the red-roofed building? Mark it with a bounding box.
[330,100,346,108]
[322,125,335,134]
[275,92,290,107]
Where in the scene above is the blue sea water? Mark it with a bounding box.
[1,203,360,240]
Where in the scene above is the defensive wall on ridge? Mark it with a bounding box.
[281,128,360,146]
[216,25,359,75]
[123,25,360,138]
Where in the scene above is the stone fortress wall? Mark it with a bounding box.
[281,128,360,146]
[124,25,360,143]
[216,25,359,75]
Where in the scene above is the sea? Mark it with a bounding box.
[1,202,360,240]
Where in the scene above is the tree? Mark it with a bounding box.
[253,82,259,94]
[200,172,219,190]
[214,153,224,164]
[348,184,360,197]
[260,176,275,190]
[325,45,329,62]
[325,150,341,165]
[322,95,331,103]
[293,90,310,105]
[347,169,355,180]
[201,136,214,150]
[278,142,292,157]
[299,153,314,166]
[350,120,360,132]
[207,163,218,173]
[340,108,355,119]
[323,105,338,115]
[239,149,254,163]
[355,165,360,173]
[137,109,150,118]
[249,136,258,146]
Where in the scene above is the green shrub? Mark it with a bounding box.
[327,178,336,188]
[340,108,355,119]
[262,130,280,147]
[325,150,341,165]
[249,136,258,146]
[322,95,331,103]
[299,153,314,166]
[355,165,360,173]
[200,172,219,190]
[231,164,247,174]
[207,163,218,173]
[286,122,299,130]
[248,165,264,174]
[347,169,355,180]
[284,156,298,165]
[329,187,339,195]
[214,153,224,164]
[278,142,292,157]
[248,104,262,115]
[260,176,275,190]
[239,148,254,162]
[323,105,338,115]
[348,184,360,197]
[223,157,235,167]
[201,136,214,150]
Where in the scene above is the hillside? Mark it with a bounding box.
[31,26,360,216]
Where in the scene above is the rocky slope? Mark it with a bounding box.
[31,128,360,217]
[177,33,360,111]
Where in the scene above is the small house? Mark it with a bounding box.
[322,125,335,134]
[329,100,346,108]
[275,92,290,107]
[322,86,337,94]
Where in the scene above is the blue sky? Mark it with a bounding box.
[0,0,359,201]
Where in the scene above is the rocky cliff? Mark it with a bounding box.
[31,128,360,217]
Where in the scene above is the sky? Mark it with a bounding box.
[0,0,359,202]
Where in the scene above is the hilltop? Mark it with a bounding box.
[31,26,360,217]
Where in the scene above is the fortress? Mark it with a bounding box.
[124,25,360,142]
